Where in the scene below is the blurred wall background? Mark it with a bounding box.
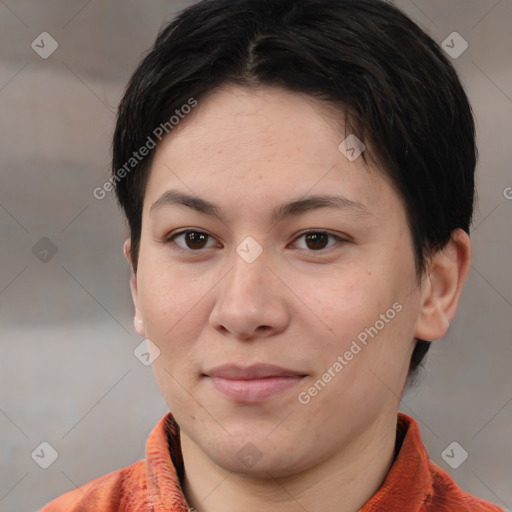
[0,1,510,511]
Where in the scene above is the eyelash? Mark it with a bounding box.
[164,229,346,254]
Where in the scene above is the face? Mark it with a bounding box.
[129,85,424,477]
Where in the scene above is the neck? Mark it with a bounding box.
[180,413,398,512]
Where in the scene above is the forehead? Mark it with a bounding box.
[143,85,401,221]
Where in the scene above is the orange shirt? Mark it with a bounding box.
[40,412,504,511]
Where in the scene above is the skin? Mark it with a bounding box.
[125,85,472,512]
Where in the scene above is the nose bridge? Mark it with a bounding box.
[225,239,268,299]
[209,238,289,337]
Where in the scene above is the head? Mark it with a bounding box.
[113,0,474,476]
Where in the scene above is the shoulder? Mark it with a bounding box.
[38,460,150,512]
[426,459,505,512]
[392,414,504,512]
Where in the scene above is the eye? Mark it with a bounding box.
[292,231,344,251]
[166,230,219,251]
[164,229,345,253]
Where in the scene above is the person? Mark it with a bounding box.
[40,0,504,510]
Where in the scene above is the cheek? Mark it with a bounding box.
[297,266,414,383]
[137,266,209,350]
[292,267,387,340]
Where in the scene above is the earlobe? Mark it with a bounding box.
[413,229,472,342]
[124,238,146,337]
[134,316,145,336]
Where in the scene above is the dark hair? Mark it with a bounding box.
[112,0,477,380]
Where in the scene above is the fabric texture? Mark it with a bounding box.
[39,412,504,512]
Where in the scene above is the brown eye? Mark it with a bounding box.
[294,231,341,251]
[168,230,216,251]
[184,232,208,249]
[304,232,329,250]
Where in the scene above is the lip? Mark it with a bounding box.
[205,363,306,379]
[203,364,307,403]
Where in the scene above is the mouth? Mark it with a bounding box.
[203,363,308,403]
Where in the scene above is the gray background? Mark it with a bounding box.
[0,1,511,511]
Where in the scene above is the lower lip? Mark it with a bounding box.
[206,376,305,402]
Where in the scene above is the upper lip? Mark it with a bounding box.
[204,363,306,380]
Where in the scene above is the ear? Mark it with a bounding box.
[124,238,145,337]
[413,229,472,342]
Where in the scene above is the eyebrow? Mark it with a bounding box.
[149,189,371,222]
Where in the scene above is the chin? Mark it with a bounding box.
[213,446,305,478]
[206,430,312,476]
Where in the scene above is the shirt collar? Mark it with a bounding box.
[360,412,434,511]
[145,412,433,511]
[145,412,189,512]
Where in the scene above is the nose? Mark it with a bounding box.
[208,247,290,340]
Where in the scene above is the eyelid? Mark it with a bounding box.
[165,228,210,241]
